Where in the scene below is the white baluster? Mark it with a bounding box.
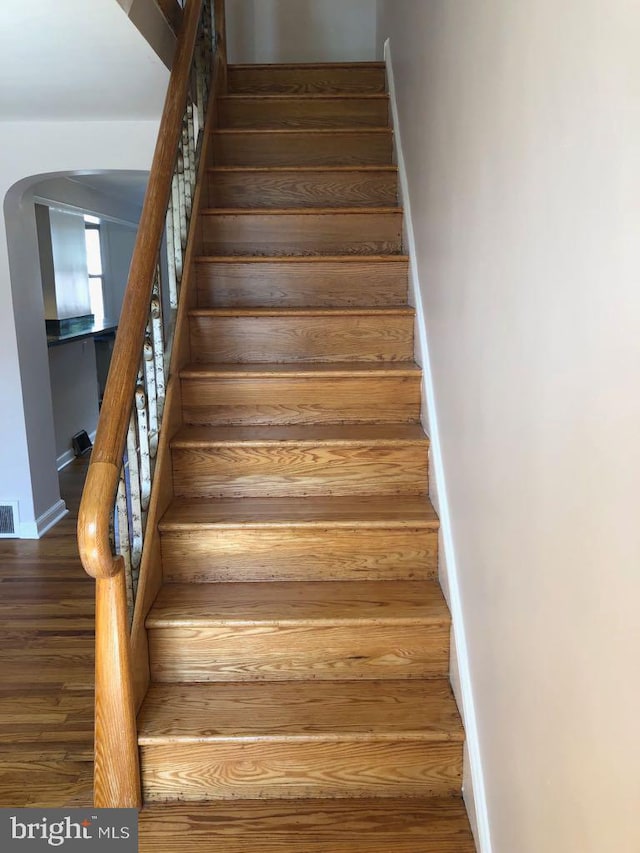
[125,408,144,575]
[115,465,134,619]
[182,115,193,220]
[150,278,166,422]
[143,334,158,460]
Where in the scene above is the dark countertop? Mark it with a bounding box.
[47,317,118,348]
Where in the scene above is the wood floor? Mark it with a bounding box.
[0,457,94,807]
[0,460,473,850]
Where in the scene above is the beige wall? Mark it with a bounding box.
[377,1,640,851]
[227,0,377,63]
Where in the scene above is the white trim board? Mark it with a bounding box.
[384,38,493,853]
[19,499,68,539]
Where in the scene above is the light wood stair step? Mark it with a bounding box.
[199,208,404,257]
[206,166,398,209]
[211,128,394,167]
[194,255,408,308]
[179,361,421,426]
[138,679,462,743]
[228,62,387,95]
[159,494,439,583]
[170,424,429,498]
[189,306,414,363]
[137,680,462,801]
[146,580,450,682]
[218,94,390,129]
[138,798,476,851]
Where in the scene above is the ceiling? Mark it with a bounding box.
[0,0,169,120]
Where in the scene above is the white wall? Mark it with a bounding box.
[227,0,377,63]
[377,1,640,851]
[48,340,100,467]
[1,121,159,536]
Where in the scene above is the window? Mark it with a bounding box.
[84,215,104,323]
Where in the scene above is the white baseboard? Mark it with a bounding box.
[384,38,493,853]
[57,430,96,471]
[19,498,68,539]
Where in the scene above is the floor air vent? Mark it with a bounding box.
[0,503,18,537]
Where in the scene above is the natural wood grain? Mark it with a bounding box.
[0,459,93,808]
[218,95,390,129]
[170,424,429,498]
[160,494,439,528]
[129,45,221,710]
[162,529,435,583]
[94,572,141,808]
[147,581,449,681]
[228,63,387,95]
[80,0,206,523]
[199,209,403,256]
[180,362,421,424]
[138,679,462,742]
[160,495,438,581]
[211,128,394,167]
[207,167,398,209]
[148,580,447,626]
[189,308,414,363]
[138,798,477,852]
[141,740,461,801]
[77,0,226,808]
[129,377,183,711]
[194,256,408,308]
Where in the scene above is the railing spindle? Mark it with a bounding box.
[78,0,226,808]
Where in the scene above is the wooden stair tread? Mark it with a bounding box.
[189,306,413,317]
[201,206,402,215]
[229,62,387,70]
[160,495,438,530]
[138,798,475,852]
[194,254,409,263]
[146,580,448,627]
[219,94,389,101]
[214,126,392,134]
[208,165,398,173]
[137,679,462,744]
[180,362,421,378]
[171,424,428,448]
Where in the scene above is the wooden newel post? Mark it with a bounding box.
[94,569,142,809]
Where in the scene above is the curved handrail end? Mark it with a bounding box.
[78,461,122,580]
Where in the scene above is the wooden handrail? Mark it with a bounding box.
[78,0,204,580]
[77,0,226,808]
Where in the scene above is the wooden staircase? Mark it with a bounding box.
[136,61,475,850]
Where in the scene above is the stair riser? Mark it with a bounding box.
[180,376,421,425]
[199,211,403,257]
[219,97,390,129]
[171,444,428,498]
[141,740,461,801]
[161,527,438,583]
[148,623,449,681]
[189,315,414,363]
[195,260,408,308]
[207,170,398,209]
[228,66,387,95]
[211,131,394,167]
